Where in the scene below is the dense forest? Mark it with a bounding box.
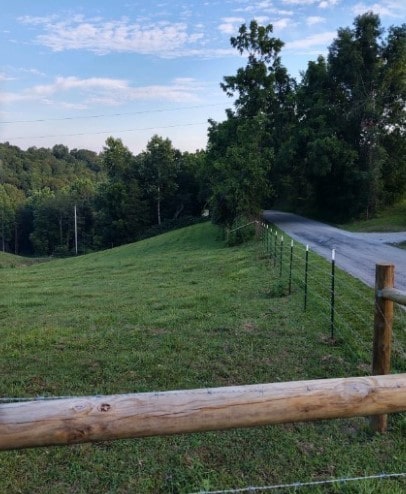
[0,13,405,257]
[0,137,206,255]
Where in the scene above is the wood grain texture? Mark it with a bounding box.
[1,374,405,450]
[372,264,395,432]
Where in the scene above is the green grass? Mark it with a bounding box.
[0,222,405,493]
[341,199,406,232]
[0,251,48,269]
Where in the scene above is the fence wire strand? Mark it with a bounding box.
[192,472,406,494]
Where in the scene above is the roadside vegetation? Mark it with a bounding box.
[341,199,406,233]
[0,222,404,493]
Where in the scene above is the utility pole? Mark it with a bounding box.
[74,204,78,255]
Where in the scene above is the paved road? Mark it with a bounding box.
[263,210,406,291]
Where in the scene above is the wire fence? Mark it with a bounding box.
[260,222,405,375]
[191,472,406,494]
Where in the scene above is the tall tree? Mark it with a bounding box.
[207,21,293,226]
[137,135,179,225]
[327,13,405,218]
[95,137,148,248]
[207,113,273,226]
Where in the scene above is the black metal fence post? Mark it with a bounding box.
[304,245,309,311]
[289,240,293,295]
[274,231,277,268]
[330,249,336,339]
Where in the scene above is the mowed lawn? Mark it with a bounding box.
[0,222,405,493]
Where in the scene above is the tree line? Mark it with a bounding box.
[0,13,404,256]
[207,12,406,225]
[0,137,206,256]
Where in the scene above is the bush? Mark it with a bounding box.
[226,216,257,246]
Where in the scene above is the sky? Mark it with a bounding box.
[1,0,405,155]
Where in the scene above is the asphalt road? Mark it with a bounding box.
[263,210,406,291]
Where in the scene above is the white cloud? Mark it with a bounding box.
[282,0,338,6]
[18,67,46,77]
[235,1,293,15]
[18,15,206,57]
[18,15,58,26]
[282,0,318,4]
[351,2,398,17]
[218,16,245,34]
[273,18,293,30]
[253,16,270,24]
[0,73,15,81]
[318,0,339,8]
[247,1,274,8]
[222,17,246,23]
[285,31,336,50]
[262,0,277,7]
[307,16,326,25]
[0,76,205,106]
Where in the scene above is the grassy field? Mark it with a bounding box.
[0,222,405,493]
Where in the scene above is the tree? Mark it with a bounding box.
[207,114,273,226]
[137,135,179,225]
[327,13,406,218]
[0,184,26,253]
[164,150,207,219]
[206,21,293,225]
[94,137,149,248]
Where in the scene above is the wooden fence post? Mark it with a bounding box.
[371,263,394,433]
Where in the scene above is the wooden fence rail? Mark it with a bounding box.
[1,374,405,451]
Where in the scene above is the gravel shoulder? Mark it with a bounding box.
[263,210,406,291]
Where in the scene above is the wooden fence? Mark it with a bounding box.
[0,264,405,451]
[1,374,405,451]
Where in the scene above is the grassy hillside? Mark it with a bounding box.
[0,251,48,269]
[0,223,405,493]
[341,199,406,232]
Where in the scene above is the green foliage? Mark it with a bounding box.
[207,20,296,226]
[325,14,406,218]
[137,216,207,241]
[208,14,405,223]
[0,138,206,256]
[226,216,257,246]
[208,115,273,226]
[94,137,149,248]
[137,135,180,225]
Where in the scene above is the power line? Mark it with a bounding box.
[8,121,208,140]
[1,103,226,125]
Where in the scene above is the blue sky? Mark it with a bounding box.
[1,0,405,154]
